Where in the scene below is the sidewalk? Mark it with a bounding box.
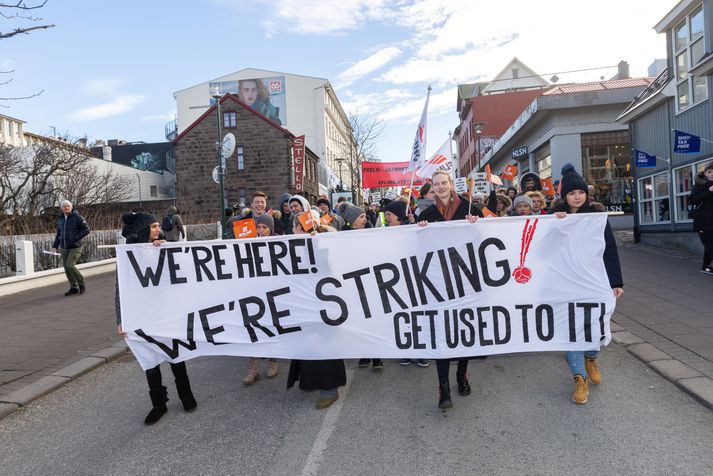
[0,271,123,400]
[1,236,712,415]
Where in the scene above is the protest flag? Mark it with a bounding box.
[482,207,497,218]
[299,211,316,232]
[501,164,518,181]
[415,137,451,178]
[541,178,555,195]
[485,164,503,185]
[406,85,431,173]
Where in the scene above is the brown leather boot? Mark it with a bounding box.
[266,359,278,379]
[243,358,260,385]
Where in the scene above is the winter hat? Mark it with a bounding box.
[278,192,292,207]
[288,195,310,213]
[341,203,365,225]
[316,197,332,209]
[121,212,157,244]
[519,172,542,192]
[384,200,408,223]
[167,205,177,214]
[254,213,275,234]
[559,163,588,197]
[473,192,485,202]
[513,194,533,210]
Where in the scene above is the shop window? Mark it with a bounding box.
[534,144,551,179]
[223,111,237,128]
[673,3,707,112]
[638,172,670,224]
[150,185,157,198]
[673,160,712,222]
[582,140,633,211]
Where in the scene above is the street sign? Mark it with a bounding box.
[221,133,236,159]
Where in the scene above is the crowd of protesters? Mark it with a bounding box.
[112,163,632,425]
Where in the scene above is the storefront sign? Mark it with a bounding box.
[293,135,305,191]
[512,146,528,159]
[635,149,656,168]
[674,130,701,154]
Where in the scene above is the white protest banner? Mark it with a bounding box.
[454,177,468,194]
[117,214,616,370]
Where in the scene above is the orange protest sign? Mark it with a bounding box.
[232,218,257,239]
[541,178,555,195]
[319,214,332,225]
[482,207,497,218]
[485,164,503,185]
[501,164,518,181]
[298,211,316,232]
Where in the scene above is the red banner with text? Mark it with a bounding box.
[362,161,426,189]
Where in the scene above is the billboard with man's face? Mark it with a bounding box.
[209,76,286,126]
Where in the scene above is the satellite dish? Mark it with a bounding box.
[212,166,220,184]
[221,133,236,159]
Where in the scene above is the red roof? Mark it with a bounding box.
[173,93,293,144]
[543,77,654,95]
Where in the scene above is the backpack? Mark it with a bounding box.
[161,214,174,232]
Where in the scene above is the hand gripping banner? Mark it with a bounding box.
[116,214,616,370]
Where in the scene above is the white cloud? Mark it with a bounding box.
[69,95,144,121]
[82,78,125,96]
[380,87,455,123]
[336,47,402,87]
[141,111,175,122]
[259,0,391,35]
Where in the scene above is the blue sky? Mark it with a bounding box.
[4,0,673,163]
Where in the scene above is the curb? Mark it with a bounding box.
[612,322,713,410]
[0,340,129,420]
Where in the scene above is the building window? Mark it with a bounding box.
[534,144,551,179]
[673,3,707,112]
[512,68,519,79]
[581,133,633,210]
[673,159,711,222]
[239,187,246,207]
[237,145,244,170]
[638,172,670,224]
[150,185,158,198]
[223,111,237,128]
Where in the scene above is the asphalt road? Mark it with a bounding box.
[1,344,712,475]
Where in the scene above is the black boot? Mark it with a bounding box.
[175,377,197,412]
[456,371,471,396]
[144,386,168,425]
[438,381,453,409]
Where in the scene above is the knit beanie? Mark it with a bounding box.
[559,163,588,197]
[384,200,408,223]
[288,195,310,214]
[254,213,274,235]
[316,197,331,209]
[341,203,364,225]
[121,212,157,244]
[513,194,533,210]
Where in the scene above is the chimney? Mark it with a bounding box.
[617,60,630,79]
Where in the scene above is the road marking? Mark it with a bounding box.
[301,367,355,476]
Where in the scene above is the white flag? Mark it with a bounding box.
[415,138,452,178]
[406,85,431,172]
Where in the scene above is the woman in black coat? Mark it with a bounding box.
[551,163,623,405]
[690,161,713,274]
[417,170,483,410]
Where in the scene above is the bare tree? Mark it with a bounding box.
[0,1,55,106]
[348,111,385,163]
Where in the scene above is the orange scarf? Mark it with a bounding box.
[435,191,461,221]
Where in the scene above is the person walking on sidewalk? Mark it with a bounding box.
[51,200,90,296]
[552,163,624,405]
[161,206,185,242]
[418,170,483,409]
[116,212,197,425]
[690,161,713,275]
[243,213,280,385]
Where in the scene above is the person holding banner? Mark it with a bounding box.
[286,220,346,409]
[417,170,482,409]
[690,162,713,275]
[316,197,345,230]
[115,212,197,425]
[288,195,311,230]
[552,164,624,405]
[510,194,533,216]
[242,213,281,385]
[526,191,548,215]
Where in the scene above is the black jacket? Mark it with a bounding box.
[418,195,484,223]
[52,210,90,249]
[550,202,623,288]
[690,173,713,232]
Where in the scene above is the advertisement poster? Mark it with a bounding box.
[209,76,286,126]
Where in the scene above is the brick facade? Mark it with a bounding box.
[173,95,319,220]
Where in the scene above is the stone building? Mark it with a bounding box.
[173,93,319,220]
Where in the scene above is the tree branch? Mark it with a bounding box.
[0,23,54,39]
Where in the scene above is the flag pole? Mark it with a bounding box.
[406,84,431,214]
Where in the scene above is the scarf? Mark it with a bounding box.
[435,191,461,221]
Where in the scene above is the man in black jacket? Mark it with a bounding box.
[51,200,90,296]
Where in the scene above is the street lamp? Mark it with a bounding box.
[335,157,346,193]
[211,85,227,238]
[471,122,487,171]
[135,173,142,209]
